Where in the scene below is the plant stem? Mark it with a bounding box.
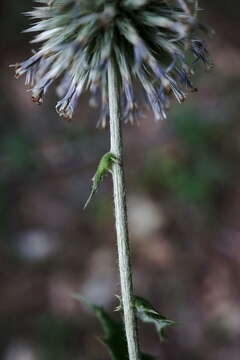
[108,59,140,360]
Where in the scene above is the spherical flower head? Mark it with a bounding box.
[12,0,212,125]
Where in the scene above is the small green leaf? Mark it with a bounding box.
[84,152,119,209]
[134,296,176,341]
[117,296,175,341]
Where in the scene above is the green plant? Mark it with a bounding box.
[11,1,211,359]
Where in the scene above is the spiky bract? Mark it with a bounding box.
[12,0,211,125]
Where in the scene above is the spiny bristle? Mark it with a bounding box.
[12,0,212,126]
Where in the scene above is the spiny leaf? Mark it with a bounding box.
[135,296,176,341]
[75,294,128,360]
[83,152,118,210]
[117,295,176,341]
[74,294,157,360]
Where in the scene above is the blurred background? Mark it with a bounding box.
[1,1,240,359]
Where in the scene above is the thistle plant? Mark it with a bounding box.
[12,1,211,360]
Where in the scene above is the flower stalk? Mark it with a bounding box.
[108,58,140,360]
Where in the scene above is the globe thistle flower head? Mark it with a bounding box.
[12,0,212,125]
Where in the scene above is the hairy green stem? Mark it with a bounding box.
[108,59,140,360]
